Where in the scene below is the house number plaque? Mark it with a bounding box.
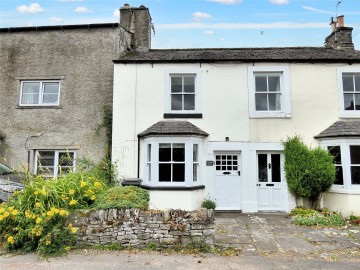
[206,161,214,166]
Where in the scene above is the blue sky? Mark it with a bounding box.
[0,0,359,49]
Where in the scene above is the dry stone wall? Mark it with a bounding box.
[68,208,215,247]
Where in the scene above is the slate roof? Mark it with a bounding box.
[138,121,209,138]
[315,121,360,138]
[114,47,360,63]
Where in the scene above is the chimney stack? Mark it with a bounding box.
[325,15,354,51]
[119,4,152,53]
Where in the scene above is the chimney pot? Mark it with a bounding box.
[337,15,344,27]
[330,17,337,32]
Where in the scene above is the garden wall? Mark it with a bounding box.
[68,208,215,247]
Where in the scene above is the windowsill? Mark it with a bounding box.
[17,105,62,109]
[164,113,202,119]
[328,188,360,195]
[140,185,205,191]
[339,113,360,119]
[250,112,292,119]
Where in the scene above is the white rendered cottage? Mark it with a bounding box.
[112,5,360,216]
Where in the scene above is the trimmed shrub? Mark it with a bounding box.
[94,186,149,210]
[284,136,335,208]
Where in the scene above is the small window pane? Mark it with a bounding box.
[43,83,59,94]
[173,164,185,182]
[171,77,182,93]
[271,154,281,182]
[193,144,198,162]
[355,94,360,110]
[255,76,267,92]
[268,76,280,92]
[171,94,182,110]
[159,144,171,161]
[184,76,195,93]
[350,145,360,164]
[328,146,341,164]
[351,167,360,185]
[184,94,195,110]
[58,152,74,167]
[334,167,344,185]
[43,94,58,103]
[23,82,40,94]
[344,94,355,110]
[38,151,55,166]
[255,93,268,111]
[258,154,268,182]
[355,75,360,92]
[216,166,221,170]
[159,164,171,182]
[147,144,151,162]
[342,75,354,92]
[173,144,185,161]
[193,164,198,182]
[268,93,281,111]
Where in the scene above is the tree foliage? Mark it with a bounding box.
[283,136,336,208]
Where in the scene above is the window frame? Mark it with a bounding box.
[19,80,61,106]
[164,69,202,115]
[35,150,76,178]
[143,137,203,187]
[337,67,360,118]
[248,66,291,118]
[321,139,360,193]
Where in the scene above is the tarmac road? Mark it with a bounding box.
[1,249,360,270]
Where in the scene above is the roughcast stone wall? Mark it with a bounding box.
[68,208,215,247]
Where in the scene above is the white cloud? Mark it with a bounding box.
[157,22,328,30]
[302,6,333,14]
[113,9,120,18]
[74,6,92,13]
[207,0,242,5]
[17,3,44,14]
[193,12,212,22]
[49,17,64,23]
[204,30,215,35]
[269,0,289,5]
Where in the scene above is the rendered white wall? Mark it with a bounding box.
[323,192,360,218]
[148,190,204,211]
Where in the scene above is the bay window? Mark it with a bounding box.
[143,137,202,187]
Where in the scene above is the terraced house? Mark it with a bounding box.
[0,23,120,176]
[112,5,360,216]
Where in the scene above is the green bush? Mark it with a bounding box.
[201,197,217,210]
[94,186,149,210]
[0,169,107,256]
[283,136,336,208]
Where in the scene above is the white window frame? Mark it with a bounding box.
[35,150,76,178]
[248,66,291,118]
[164,69,202,114]
[337,67,360,118]
[321,138,360,193]
[19,80,61,106]
[142,136,203,187]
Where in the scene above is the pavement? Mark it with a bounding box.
[214,212,360,259]
[1,213,360,270]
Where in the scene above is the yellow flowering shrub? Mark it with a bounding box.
[0,167,108,256]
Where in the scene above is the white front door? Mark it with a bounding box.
[213,152,242,210]
[257,153,285,211]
